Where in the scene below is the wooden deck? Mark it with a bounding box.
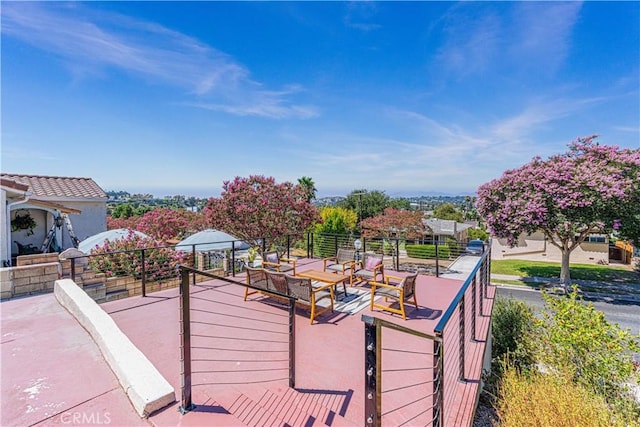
[102,257,494,426]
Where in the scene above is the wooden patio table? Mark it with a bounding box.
[296,269,354,302]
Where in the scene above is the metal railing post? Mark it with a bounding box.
[363,316,380,427]
[471,276,477,341]
[231,241,236,277]
[459,296,466,382]
[287,235,291,259]
[179,267,194,413]
[141,249,146,297]
[435,240,440,277]
[191,245,197,285]
[288,297,296,388]
[334,235,338,256]
[395,239,400,270]
[433,338,443,427]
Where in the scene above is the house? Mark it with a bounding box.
[1,173,108,266]
[490,230,610,264]
[422,218,472,243]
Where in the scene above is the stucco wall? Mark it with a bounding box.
[491,237,609,264]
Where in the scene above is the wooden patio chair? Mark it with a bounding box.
[284,274,334,324]
[369,273,419,320]
[244,266,268,301]
[262,251,296,275]
[352,253,384,285]
[323,248,356,284]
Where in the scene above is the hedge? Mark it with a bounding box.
[405,244,450,259]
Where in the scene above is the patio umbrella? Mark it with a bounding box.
[78,228,149,254]
[175,229,249,252]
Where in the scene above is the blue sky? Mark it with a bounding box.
[2,1,638,198]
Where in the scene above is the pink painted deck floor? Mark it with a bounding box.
[1,257,494,426]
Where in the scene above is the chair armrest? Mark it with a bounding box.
[322,256,338,263]
[262,261,280,270]
[371,280,400,290]
[280,257,296,266]
[384,275,404,282]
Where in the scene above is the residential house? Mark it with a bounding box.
[490,230,610,264]
[1,174,108,266]
[422,218,472,243]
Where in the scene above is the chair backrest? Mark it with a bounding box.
[264,270,288,295]
[284,274,312,303]
[263,251,280,265]
[336,248,356,264]
[401,273,418,298]
[246,266,267,287]
[362,253,384,271]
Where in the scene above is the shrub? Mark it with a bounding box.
[497,367,633,427]
[88,231,187,281]
[405,244,451,259]
[491,297,537,372]
[538,287,640,407]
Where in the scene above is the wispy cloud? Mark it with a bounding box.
[490,95,607,140]
[1,2,315,119]
[343,2,381,32]
[434,2,583,78]
[508,2,583,73]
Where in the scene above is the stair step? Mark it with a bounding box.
[231,384,358,427]
[215,389,285,427]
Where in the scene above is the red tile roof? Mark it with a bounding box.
[0,173,107,199]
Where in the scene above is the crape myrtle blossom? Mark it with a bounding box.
[204,175,321,254]
[477,135,640,286]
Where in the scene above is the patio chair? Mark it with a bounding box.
[262,251,296,275]
[244,266,268,301]
[323,248,356,284]
[352,253,384,285]
[264,270,290,296]
[369,273,419,320]
[284,274,334,324]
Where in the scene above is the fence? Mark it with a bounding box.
[178,266,297,413]
[362,245,492,426]
[64,231,477,301]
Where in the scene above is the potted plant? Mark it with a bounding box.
[11,210,37,236]
[247,247,259,267]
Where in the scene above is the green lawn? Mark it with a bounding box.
[491,259,639,284]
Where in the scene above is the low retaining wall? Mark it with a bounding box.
[54,279,175,417]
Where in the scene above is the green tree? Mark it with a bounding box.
[388,197,411,210]
[297,176,317,203]
[467,227,489,241]
[339,189,390,223]
[432,203,464,222]
[314,206,357,235]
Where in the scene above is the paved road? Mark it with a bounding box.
[496,285,640,334]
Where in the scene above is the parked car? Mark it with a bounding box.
[465,239,485,255]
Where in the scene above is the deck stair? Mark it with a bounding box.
[212,384,357,426]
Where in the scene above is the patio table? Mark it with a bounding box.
[296,269,356,302]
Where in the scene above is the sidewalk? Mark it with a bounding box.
[491,274,640,303]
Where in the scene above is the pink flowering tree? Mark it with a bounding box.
[88,231,187,281]
[107,215,141,230]
[477,136,640,287]
[360,208,428,240]
[204,175,321,253]
[136,208,206,242]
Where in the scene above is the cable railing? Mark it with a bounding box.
[362,245,492,426]
[178,265,297,414]
[62,231,481,303]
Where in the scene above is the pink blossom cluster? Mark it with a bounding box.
[203,175,321,250]
[88,230,187,281]
[477,136,640,248]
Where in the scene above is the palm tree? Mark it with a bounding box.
[297,176,317,202]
